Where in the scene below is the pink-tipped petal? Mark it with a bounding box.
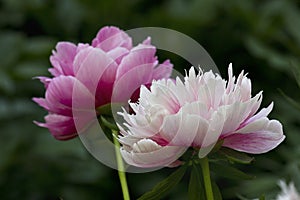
[223,119,285,154]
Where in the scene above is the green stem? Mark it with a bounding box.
[112,130,130,200]
[200,157,214,200]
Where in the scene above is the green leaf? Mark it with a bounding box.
[188,164,205,200]
[212,180,223,200]
[138,165,188,200]
[210,162,254,180]
[219,147,254,164]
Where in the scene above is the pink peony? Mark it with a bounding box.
[33,26,173,140]
[118,64,285,168]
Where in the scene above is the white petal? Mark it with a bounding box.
[120,139,186,168]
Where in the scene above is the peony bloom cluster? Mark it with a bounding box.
[118,65,285,168]
[33,26,173,140]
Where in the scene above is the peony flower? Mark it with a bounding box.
[118,64,285,168]
[276,181,300,200]
[33,26,173,140]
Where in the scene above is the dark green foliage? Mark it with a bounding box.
[138,165,188,200]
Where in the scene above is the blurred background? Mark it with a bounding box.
[1,0,300,199]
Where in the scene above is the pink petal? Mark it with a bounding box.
[45,76,74,115]
[142,37,151,45]
[107,47,129,64]
[34,76,52,88]
[35,114,77,140]
[32,97,49,110]
[92,26,132,51]
[73,47,118,106]
[49,42,77,76]
[45,76,95,116]
[112,63,153,102]
[116,43,157,80]
[223,119,285,154]
[152,59,173,80]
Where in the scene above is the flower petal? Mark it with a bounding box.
[223,119,285,154]
[44,76,94,116]
[73,47,118,106]
[49,42,77,76]
[92,26,132,51]
[107,47,129,64]
[112,63,153,102]
[152,59,173,80]
[116,43,157,80]
[35,114,77,140]
[120,139,186,168]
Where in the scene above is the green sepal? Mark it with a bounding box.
[219,147,254,164]
[138,164,188,200]
[210,162,254,180]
